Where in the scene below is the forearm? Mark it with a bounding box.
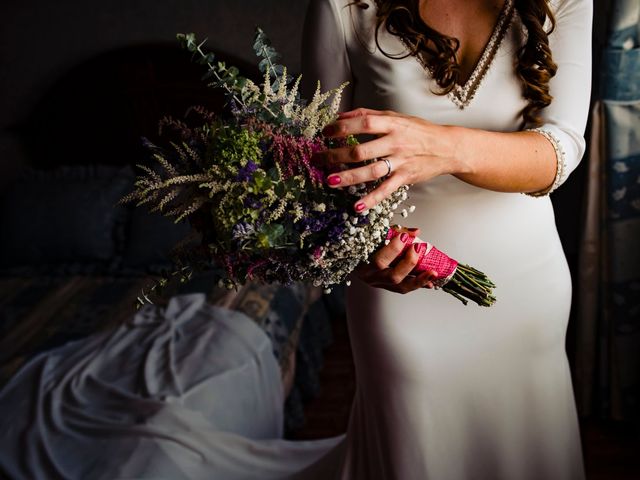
[447,126,558,195]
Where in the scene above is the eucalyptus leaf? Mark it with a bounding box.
[258,58,270,73]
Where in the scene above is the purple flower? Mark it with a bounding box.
[243,196,262,209]
[328,224,345,238]
[236,161,259,182]
[300,215,331,233]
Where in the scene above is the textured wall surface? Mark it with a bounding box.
[0,0,311,130]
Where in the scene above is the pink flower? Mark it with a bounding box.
[271,133,326,185]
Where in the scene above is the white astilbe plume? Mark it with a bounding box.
[243,64,346,139]
[277,67,289,98]
[287,75,301,104]
[262,69,273,96]
[298,81,348,138]
[239,78,261,107]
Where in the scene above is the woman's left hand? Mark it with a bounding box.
[317,108,464,211]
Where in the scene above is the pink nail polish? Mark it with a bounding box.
[327,175,341,186]
[355,202,366,212]
[413,243,421,253]
[400,233,408,243]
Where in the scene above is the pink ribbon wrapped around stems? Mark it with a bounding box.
[385,229,496,306]
[386,229,458,288]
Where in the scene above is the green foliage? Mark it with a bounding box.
[346,135,359,146]
[211,126,262,168]
[253,27,291,90]
[176,33,248,107]
[257,223,285,248]
[177,30,348,138]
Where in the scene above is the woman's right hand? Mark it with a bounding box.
[354,227,439,294]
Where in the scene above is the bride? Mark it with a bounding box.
[301,0,590,478]
[0,0,591,479]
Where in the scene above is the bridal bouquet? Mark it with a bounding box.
[121,30,496,307]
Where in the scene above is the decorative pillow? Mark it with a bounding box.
[0,165,133,270]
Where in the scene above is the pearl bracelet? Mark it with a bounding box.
[524,127,567,197]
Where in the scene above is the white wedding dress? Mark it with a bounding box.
[301,1,591,479]
[0,1,591,479]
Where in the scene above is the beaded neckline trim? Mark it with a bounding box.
[411,0,515,110]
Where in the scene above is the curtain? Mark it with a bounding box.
[575,0,640,421]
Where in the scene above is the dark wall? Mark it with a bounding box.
[0,0,309,130]
[0,0,310,180]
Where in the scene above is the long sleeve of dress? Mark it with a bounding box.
[301,0,354,111]
[534,0,593,189]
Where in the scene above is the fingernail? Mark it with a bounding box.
[400,233,408,243]
[355,202,366,212]
[327,175,341,186]
[413,243,421,253]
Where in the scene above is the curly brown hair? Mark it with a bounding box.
[351,0,557,127]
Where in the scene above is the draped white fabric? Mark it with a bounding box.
[0,294,343,479]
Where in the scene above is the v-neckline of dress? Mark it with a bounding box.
[411,0,516,109]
